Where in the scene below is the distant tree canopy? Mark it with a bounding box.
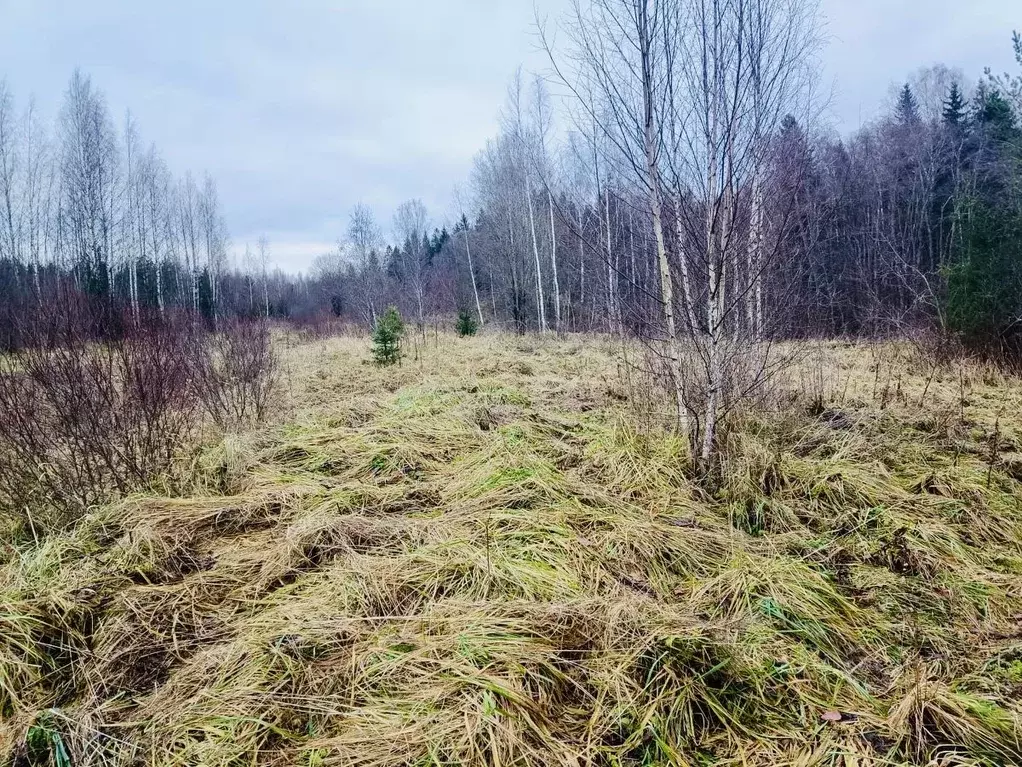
[302,30,1022,360]
[3,31,1022,365]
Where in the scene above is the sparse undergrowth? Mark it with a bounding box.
[2,334,1021,767]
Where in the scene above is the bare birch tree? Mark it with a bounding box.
[530,76,562,332]
[504,72,549,333]
[393,198,430,327]
[454,186,485,326]
[59,70,120,302]
[669,0,821,472]
[257,235,271,319]
[348,203,382,327]
[0,81,24,291]
[545,0,821,475]
[23,97,51,300]
[199,174,228,319]
[543,1,686,421]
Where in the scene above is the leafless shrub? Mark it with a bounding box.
[676,340,804,471]
[0,307,200,532]
[0,303,284,535]
[290,314,365,342]
[192,319,280,431]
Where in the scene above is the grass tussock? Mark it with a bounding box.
[2,333,1022,766]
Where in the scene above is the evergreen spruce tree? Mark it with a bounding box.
[896,83,920,125]
[455,308,479,337]
[371,306,404,365]
[945,197,1022,353]
[974,87,1019,143]
[942,82,967,127]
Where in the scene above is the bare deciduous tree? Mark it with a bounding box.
[393,198,430,327]
[348,203,383,327]
[544,0,822,475]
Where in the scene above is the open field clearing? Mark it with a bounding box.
[2,332,1022,766]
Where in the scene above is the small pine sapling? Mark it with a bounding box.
[455,309,479,337]
[372,306,405,365]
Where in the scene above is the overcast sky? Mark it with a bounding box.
[0,0,1018,272]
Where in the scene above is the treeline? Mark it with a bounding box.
[3,26,1021,362]
[295,4,1022,475]
[0,70,274,349]
[301,25,1022,360]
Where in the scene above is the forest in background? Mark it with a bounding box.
[0,22,1018,359]
[311,26,1022,358]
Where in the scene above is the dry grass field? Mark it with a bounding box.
[2,331,1022,766]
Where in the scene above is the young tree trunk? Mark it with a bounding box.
[629,209,638,310]
[462,223,484,326]
[577,204,586,318]
[637,0,685,425]
[700,20,722,476]
[174,263,182,308]
[748,171,764,338]
[525,173,547,333]
[489,262,498,317]
[548,188,561,332]
[672,196,699,333]
[605,187,616,331]
[702,252,722,473]
[192,259,200,315]
[155,256,164,314]
[130,258,139,318]
[647,174,685,427]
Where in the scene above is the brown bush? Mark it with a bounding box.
[192,319,280,431]
[0,292,282,535]
[0,310,200,532]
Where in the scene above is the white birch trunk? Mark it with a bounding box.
[463,223,484,326]
[577,205,585,314]
[748,171,764,338]
[525,173,547,333]
[672,196,699,333]
[547,188,560,332]
[605,187,615,330]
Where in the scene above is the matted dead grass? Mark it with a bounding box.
[2,332,1021,766]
